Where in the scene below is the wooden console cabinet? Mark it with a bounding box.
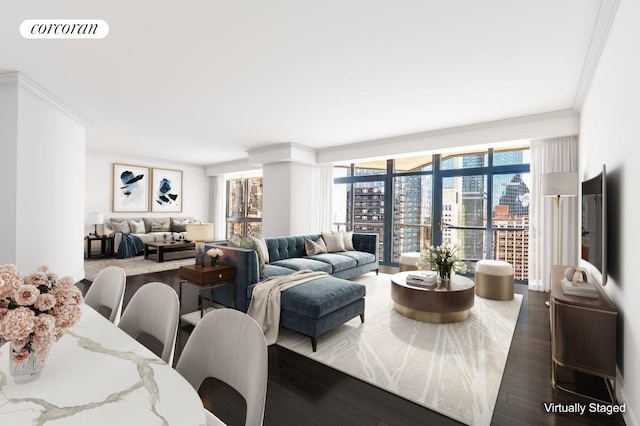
[550,265,617,402]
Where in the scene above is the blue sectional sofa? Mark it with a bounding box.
[204,233,379,312]
[204,233,378,350]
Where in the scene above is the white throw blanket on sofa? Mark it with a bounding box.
[248,270,329,345]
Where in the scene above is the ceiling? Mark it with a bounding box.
[1,1,606,166]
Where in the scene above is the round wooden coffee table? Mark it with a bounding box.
[391,271,475,323]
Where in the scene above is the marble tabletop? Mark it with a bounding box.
[0,304,206,425]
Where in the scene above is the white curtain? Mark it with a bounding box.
[313,164,334,232]
[529,136,579,292]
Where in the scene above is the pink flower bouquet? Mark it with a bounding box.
[0,264,83,365]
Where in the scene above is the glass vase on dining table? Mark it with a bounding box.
[0,264,85,385]
[9,343,44,384]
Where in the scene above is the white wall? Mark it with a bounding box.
[0,74,87,281]
[85,151,211,234]
[579,0,639,422]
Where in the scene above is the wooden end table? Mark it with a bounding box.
[86,235,114,258]
[179,264,236,322]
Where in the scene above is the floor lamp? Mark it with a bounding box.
[542,172,578,307]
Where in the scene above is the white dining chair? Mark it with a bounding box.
[176,309,268,426]
[84,266,126,325]
[118,282,180,365]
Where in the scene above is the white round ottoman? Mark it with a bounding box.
[474,260,514,301]
[399,252,421,272]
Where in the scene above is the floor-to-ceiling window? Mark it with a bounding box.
[490,147,530,280]
[333,144,530,282]
[333,161,387,260]
[226,176,263,238]
[391,156,433,263]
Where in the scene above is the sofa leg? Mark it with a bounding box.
[360,313,365,323]
[375,268,379,275]
[311,337,317,352]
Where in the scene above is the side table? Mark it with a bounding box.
[86,235,114,258]
[550,265,617,403]
[178,264,236,324]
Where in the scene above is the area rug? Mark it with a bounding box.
[84,256,195,281]
[276,272,523,426]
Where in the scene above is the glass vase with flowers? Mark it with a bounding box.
[206,248,224,267]
[0,264,84,384]
[416,243,468,283]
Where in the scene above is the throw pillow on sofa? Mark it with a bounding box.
[111,220,131,234]
[143,217,169,233]
[322,231,346,252]
[343,231,355,251]
[305,237,328,255]
[128,219,146,234]
[229,236,268,278]
[251,236,270,264]
[170,218,190,232]
[151,222,171,232]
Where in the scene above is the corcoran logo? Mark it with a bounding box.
[20,19,109,39]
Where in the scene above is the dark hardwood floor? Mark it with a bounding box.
[79,265,626,426]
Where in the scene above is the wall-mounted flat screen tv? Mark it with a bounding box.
[580,164,607,286]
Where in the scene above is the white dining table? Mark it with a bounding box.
[0,304,206,425]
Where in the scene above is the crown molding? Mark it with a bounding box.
[0,71,90,126]
[573,0,620,111]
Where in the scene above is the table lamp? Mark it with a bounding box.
[88,212,104,237]
[542,171,578,306]
[186,222,214,267]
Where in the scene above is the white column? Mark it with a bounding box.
[209,175,226,240]
[262,161,318,237]
[0,80,19,263]
[0,72,87,281]
[250,143,322,238]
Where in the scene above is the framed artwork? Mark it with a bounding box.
[112,163,149,212]
[151,168,183,212]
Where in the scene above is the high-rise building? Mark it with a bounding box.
[494,213,529,280]
[392,176,424,262]
[348,182,385,260]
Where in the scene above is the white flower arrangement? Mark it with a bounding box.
[206,248,224,258]
[416,243,467,280]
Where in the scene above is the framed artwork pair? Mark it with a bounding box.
[112,163,182,212]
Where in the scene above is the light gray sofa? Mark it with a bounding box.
[105,217,193,255]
